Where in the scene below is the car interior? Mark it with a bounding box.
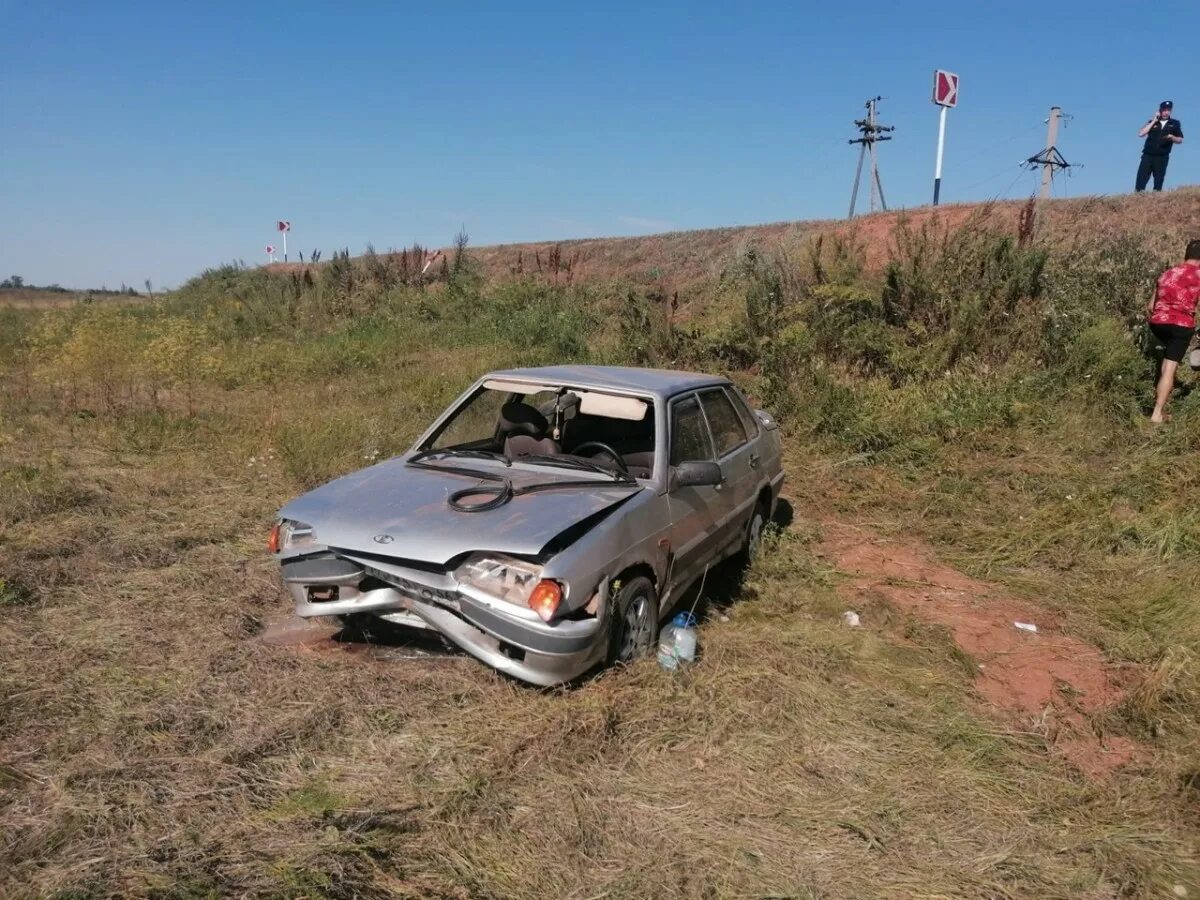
[500,389,657,479]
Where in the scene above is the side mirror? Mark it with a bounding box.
[670,461,724,490]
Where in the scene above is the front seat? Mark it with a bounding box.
[499,402,561,458]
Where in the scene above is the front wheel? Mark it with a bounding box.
[741,500,769,564]
[607,576,659,665]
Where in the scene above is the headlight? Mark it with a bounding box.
[456,555,541,604]
[269,518,316,553]
[455,554,564,621]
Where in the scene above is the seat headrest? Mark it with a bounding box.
[499,401,549,437]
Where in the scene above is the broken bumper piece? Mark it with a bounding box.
[281,554,606,686]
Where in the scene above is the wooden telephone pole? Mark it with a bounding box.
[848,96,894,218]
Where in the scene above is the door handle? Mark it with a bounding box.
[749,453,760,469]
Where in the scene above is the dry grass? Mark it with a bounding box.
[2,366,1197,899]
[0,290,148,310]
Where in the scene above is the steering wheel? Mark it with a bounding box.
[571,441,630,474]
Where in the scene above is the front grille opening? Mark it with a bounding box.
[308,585,340,603]
[498,641,526,662]
[330,548,448,575]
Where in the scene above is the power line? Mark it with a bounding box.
[925,122,1045,203]
[992,168,1031,203]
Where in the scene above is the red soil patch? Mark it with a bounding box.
[818,521,1142,778]
[259,614,340,647]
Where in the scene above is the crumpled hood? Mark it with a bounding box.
[278,456,642,565]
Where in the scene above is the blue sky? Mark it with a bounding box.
[2,0,1196,289]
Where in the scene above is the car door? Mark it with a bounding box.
[697,386,756,556]
[665,391,733,594]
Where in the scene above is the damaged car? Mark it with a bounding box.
[270,365,784,685]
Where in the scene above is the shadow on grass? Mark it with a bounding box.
[334,612,463,660]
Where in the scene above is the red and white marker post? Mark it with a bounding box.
[931,69,959,206]
[277,220,291,262]
[266,244,276,263]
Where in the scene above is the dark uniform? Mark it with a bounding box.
[1137,106,1183,192]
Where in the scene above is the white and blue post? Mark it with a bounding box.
[933,103,948,206]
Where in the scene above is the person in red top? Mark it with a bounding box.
[1147,239,1200,422]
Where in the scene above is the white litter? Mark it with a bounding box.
[1013,621,1038,633]
[841,611,861,628]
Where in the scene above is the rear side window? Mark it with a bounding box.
[727,387,760,438]
[700,389,749,456]
[670,395,714,465]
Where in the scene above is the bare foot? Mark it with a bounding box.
[1150,412,1171,424]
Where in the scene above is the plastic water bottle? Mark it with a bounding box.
[657,611,698,669]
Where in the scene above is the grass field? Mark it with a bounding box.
[2,196,1199,898]
[0,289,143,310]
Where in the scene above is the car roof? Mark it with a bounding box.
[485,365,729,399]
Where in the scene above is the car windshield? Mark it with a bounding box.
[423,383,657,479]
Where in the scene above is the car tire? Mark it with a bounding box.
[740,498,769,564]
[607,575,659,666]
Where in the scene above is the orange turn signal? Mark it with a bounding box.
[267,522,281,554]
[528,580,563,622]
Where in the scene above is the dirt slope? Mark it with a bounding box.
[463,188,1200,284]
[262,188,1199,289]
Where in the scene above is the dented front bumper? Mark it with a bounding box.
[282,553,608,686]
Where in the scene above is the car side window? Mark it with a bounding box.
[726,387,760,438]
[699,389,749,457]
[670,395,714,465]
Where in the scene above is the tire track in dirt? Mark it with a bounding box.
[818,521,1142,778]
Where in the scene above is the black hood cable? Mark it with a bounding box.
[406,458,639,513]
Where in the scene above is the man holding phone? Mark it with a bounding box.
[1136,101,1184,192]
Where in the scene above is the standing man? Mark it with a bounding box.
[1147,240,1200,423]
[1136,101,1184,192]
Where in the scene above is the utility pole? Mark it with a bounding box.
[1040,106,1060,198]
[1023,106,1073,199]
[848,96,894,218]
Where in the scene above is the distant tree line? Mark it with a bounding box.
[1,275,142,295]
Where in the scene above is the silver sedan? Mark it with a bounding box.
[271,365,784,685]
